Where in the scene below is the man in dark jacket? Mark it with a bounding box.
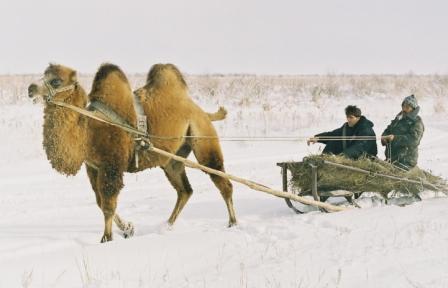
[307,105,378,159]
[381,94,424,170]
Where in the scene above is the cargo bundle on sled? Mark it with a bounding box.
[277,154,447,213]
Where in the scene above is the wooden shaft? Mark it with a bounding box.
[49,100,348,211]
[150,146,347,212]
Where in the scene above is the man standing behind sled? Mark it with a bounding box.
[381,94,424,170]
[307,105,378,159]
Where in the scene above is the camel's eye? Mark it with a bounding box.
[49,78,62,88]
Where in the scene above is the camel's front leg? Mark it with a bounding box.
[100,195,117,242]
[86,164,134,240]
[98,165,125,243]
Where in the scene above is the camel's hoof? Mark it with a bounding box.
[123,222,135,239]
[228,221,237,228]
[100,234,113,243]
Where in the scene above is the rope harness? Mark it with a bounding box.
[43,78,78,103]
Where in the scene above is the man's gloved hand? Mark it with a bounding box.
[381,135,395,145]
[307,137,318,146]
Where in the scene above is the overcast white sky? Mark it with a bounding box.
[0,0,447,75]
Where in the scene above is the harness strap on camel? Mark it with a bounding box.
[87,100,149,169]
[133,92,148,133]
[87,101,133,128]
[131,92,149,169]
[50,95,148,170]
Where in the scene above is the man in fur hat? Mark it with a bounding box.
[307,105,378,159]
[381,94,425,170]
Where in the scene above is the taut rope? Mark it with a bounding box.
[39,79,387,142]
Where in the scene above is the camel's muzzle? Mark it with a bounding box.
[28,84,38,98]
[27,83,44,104]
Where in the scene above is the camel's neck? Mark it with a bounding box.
[43,87,88,176]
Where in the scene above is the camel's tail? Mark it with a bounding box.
[207,106,227,122]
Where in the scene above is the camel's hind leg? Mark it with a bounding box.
[86,164,134,239]
[113,214,134,238]
[162,144,194,225]
[192,140,237,227]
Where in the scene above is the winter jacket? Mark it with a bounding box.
[381,106,424,170]
[315,116,378,159]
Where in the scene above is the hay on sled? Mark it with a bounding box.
[288,154,446,198]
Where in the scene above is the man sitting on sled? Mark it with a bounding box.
[381,94,424,170]
[307,105,378,159]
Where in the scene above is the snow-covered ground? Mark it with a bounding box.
[1,74,448,288]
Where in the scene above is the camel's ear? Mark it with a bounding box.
[70,71,77,82]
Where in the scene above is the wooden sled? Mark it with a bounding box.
[276,160,442,214]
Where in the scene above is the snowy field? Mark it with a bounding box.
[1,74,448,287]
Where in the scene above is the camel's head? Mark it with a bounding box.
[134,63,187,99]
[28,64,78,103]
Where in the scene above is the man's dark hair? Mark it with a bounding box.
[345,105,362,117]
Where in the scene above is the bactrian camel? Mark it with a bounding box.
[28,63,236,242]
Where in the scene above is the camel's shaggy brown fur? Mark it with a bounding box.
[85,64,136,199]
[41,65,88,175]
[28,63,236,242]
